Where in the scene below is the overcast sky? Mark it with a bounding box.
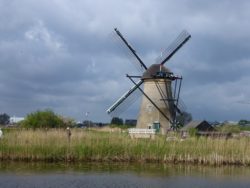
[1,0,250,122]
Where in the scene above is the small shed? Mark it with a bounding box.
[181,120,215,132]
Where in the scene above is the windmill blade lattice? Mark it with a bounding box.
[176,98,187,113]
[107,80,143,117]
[156,30,191,65]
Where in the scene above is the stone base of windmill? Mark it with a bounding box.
[128,128,156,139]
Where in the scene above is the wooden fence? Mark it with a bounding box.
[128,128,156,139]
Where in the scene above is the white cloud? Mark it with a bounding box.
[25,20,64,52]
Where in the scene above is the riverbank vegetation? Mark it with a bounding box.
[0,128,250,166]
[20,110,76,129]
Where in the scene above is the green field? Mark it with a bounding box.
[0,128,250,166]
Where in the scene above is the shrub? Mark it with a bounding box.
[21,110,65,129]
[0,113,10,125]
[109,124,134,129]
[217,124,241,133]
[111,117,123,125]
[188,128,197,137]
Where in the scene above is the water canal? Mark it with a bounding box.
[0,162,250,188]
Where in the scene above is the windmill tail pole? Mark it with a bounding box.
[175,76,182,109]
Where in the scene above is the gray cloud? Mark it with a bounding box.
[0,0,250,122]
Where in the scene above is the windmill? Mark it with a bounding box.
[107,28,191,133]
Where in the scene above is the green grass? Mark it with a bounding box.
[0,128,250,165]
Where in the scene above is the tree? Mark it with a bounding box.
[238,119,250,126]
[59,116,76,128]
[111,117,123,125]
[83,120,94,127]
[176,111,192,127]
[21,110,65,129]
[0,113,10,125]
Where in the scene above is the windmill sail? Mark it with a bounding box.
[157,30,191,65]
[112,33,145,73]
[114,28,147,71]
[107,80,143,116]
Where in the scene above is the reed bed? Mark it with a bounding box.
[0,129,250,166]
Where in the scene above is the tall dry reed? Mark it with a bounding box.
[0,129,250,165]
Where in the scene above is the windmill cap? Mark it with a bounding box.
[142,64,171,79]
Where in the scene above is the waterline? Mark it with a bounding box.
[0,162,250,188]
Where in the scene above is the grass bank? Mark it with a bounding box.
[0,128,250,166]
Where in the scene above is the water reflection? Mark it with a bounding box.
[0,162,250,188]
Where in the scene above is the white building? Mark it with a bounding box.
[9,116,25,124]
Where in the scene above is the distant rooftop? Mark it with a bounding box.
[181,120,215,132]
